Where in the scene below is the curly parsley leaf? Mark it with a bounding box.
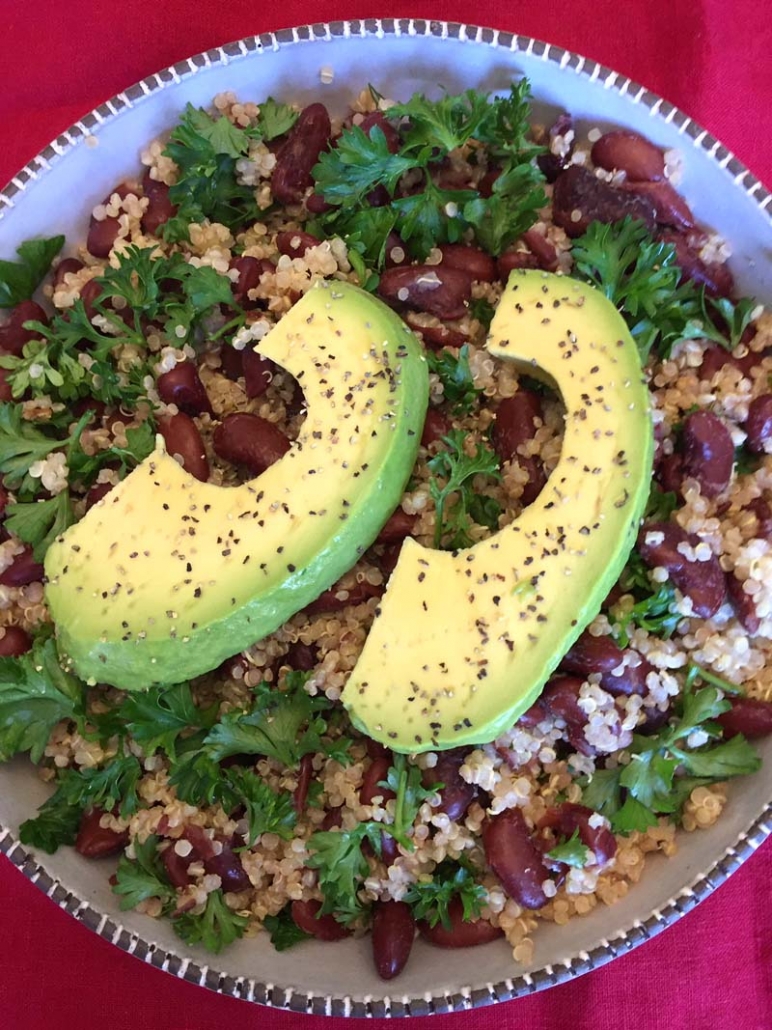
[403,858,486,929]
[121,682,217,759]
[0,636,83,763]
[68,420,156,488]
[426,344,481,415]
[112,835,177,911]
[173,888,249,953]
[223,766,296,845]
[613,549,681,648]
[428,429,501,549]
[306,823,384,925]
[258,98,299,141]
[18,791,82,853]
[546,828,592,868]
[4,492,76,561]
[263,903,312,951]
[0,236,65,308]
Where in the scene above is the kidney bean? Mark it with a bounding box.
[522,229,559,273]
[421,408,451,448]
[293,753,314,813]
[84,481,114,511]
[285,640,318,672]
[158,412,209,482]
[419,897,503,948]
[657,230,734,297]
[378,265,472,321]
[376,508,417,544]
[623,180,695,230]
[52,257,84,288]
[680,411,734,497]
[291,899,349,941]
[219,343,246,380]
[483,807,548,909]
[746,497,772,540]
[241,348,275,399]
[0,368,13,402]
[157,361,213,416]
[591,130,665,182]
[75,808,129,858]
[162,844,195,888]
[726,573,760,634]
[716,696,772,739]
[141,168,176,235]
[303,577,383,614]
[541,676,595,757]
[276,230,323,259]
[496,250,540,278]
[536,113,574,182]
[86,183,133,258]
[0,486,8,519]
[517,696,550,729]
[561,632,624,676]
[372,901,415,980]
[422,748,479,822]
[321,807,343,831]
[744,395,772,454]
[79,278,104,321]
[656,452,684,496]
[305,192,331,215]
[384,232,410,268]
[439,244,497,283]
[0,300,48,357]
[360,754,395,806]
[212,412,290,476]
[359,111,401,153]
[0,546,44,587]
[637,702,673,735]
[554,802,616,866]
[204,839,251,892]
[230,256,272,308]
[272,103,332,205]
[492,390,543,463]
[552,165,657,238]
[638,521,725,618]
[0,625,32,657]
[404,315,468,351]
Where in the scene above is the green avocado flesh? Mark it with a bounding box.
[44,280,428,689]
[343,270,654,753]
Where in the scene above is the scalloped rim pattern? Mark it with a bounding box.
[1,17,772,1018]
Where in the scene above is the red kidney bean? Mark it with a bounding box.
[0,624,32,657]
[536,113,574,183]
[321,807,343,831]
[517,696,550,730]
[303,577,383,614]
[242,348,275,399]
[376,508,417,545]
[290,899,349,941]
[638,521,725,618]
[212,412,290,476]
[182,824,217,860]
[552,165,657,238]
[219,343,246,380]
[141,168,176,235]
[747,497,772,540]
[86,183,133,258]
[726,573,760,634]
[0,368,13,402]
[555,802,616,866]
[439,244,497,283]
[372,901,415,980]
[230,256,272,308]
[656,452,684,496]
[560,632,652,697]
[403,315,468,351]
[541,676,595,756]
[52,257,84,288]
[698,345,735,381]
[745,395,772,454]
[75,808,129,858]
[272,103,332,205]
[422,748,479,822]
[623,180,695,230]
[158,412,209,482]
[285,640,318,672]
[293,753,314,813]
[305,192,331,215]
[157,361,213,416]
[522,229,559,272]
[680,411,734,497]
[0,546,44,587]
[0,486,8,519]
[419,897,503,948]
[384,232,410,268]
[492,391,546,505]
[360,755,395,806]
[85,480,115,510]
[657,230,734,297]
[0,300,48,357]
[359,111,401,153]
[591,130,665,182]
[483,807,548,909]
[373,541,402,579]
[496,250,540,278]
[378,265,472,321]
[162,843,195,888]
[204,839,251,892]
[716,696,772,739]
[421,408,451,447]
[276,229,322,258]
[79,278,104,320]
[365,738,391,761]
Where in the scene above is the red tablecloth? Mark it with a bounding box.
[1,3,771,1028]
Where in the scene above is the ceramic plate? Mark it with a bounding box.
[1,19,771,1018]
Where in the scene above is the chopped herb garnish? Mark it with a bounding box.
[0,235,65,308]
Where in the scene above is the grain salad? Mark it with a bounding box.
[1,79,771,981]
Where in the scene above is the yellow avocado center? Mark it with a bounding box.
[342,270,654,752]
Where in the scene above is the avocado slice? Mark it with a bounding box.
[343,270,653,753]
[44,280,428,689]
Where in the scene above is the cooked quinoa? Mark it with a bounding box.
[1,79,771,978]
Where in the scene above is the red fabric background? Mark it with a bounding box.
[1,3,771,1027]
